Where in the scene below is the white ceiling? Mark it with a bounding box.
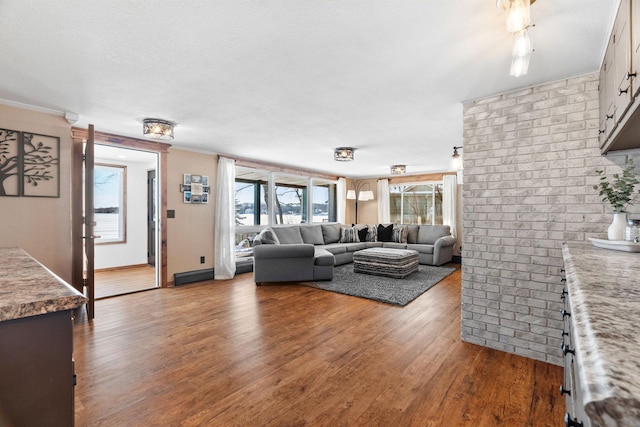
[0,0,618,178]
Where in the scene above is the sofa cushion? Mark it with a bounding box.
[300,225,324,245]
[406,225,420,244]
[273,226,303,244]
[392,225,408,243]
[417,225,451,245]
[340,226,360,243]
[365,224,378,242]
[321,243,347,255]
[314,248,335,266]
[344,242,368,252]
[407,243,434,254]
[377,224,394,242]
[258,227,280,245]
[321,223,342,244]
[382,242,407,250]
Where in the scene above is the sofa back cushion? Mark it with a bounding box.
[417,225,451,245]
[321,223,342,244]
[377,224,394,242]
[300,225,324,245]
[273,226,304,244]
[258,227,280,245]
[405,225,420,244]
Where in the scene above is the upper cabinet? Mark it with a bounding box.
[600,0,640,153]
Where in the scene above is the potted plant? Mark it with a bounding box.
[593,159,640,240]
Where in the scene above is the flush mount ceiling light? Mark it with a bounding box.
[143,118,175,140]
[334,147,354,162]
[390,165,406,175]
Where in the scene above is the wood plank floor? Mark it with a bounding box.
[94,265,156,299]
[73,266,564,426]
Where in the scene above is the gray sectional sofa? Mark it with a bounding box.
[253,223,455,284]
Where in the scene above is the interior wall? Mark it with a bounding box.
[351,178,378,224]
[94,156,156,270]
[0,105,73,283]
[460,73,637,365]
[166,148,217,282]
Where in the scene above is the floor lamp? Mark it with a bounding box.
[346,183,374,223]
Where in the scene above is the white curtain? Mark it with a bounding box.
[377,179,390,223]
[214,157,236,280]
[337,177,347,224]
[443,174,457,239]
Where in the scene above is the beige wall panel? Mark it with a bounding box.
[166,148,217,280]
[0,105,72,282]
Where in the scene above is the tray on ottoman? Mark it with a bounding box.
[353,248,419,279]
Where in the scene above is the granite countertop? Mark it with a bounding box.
[0,248,87,322]
[562,242,640,427]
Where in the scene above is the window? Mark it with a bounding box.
[390,183,443,225]
[234,166,336,227]
[94,163,126,244]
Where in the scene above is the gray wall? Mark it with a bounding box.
[461,73,640,365]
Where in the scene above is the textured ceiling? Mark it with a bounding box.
[0,1,618,178]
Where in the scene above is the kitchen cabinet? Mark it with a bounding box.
[561,243,640,427]
[599,0,640,153]
[0,248,87,427]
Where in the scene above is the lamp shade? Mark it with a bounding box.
[358,190,374,201]
[510,53,531,77]
[506,0,531,33]
[346,190,357,200]
[512,29,533,57]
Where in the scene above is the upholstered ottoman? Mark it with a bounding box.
[353,248,419,279]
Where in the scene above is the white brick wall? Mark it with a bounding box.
[461,73,640,365]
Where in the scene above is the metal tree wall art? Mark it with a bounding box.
[22,132,60,197]
[0,128,20,196]
[0,128,60,198]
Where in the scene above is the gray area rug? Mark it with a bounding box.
[304,264,456,306]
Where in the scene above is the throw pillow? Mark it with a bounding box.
[258,227,280,245]
[366,224,378,242]
[377,223,393,242]
[340,226,360,243]
[392,225,408,243]
[357,227,368,242]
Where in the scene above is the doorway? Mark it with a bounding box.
[93,145,159,298]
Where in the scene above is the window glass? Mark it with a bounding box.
[94,163,126,244]
[312,185,330,223]
[390,183,443,225]
[235,167,336,227]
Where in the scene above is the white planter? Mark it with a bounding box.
[608,212,628,241]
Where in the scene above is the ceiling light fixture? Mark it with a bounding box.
[334,147,354,162]
[452,146,463,171]
[143,118,175,140]
[390,165,406,175]
[498,0,536,78]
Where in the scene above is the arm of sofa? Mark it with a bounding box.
[253,244,316,284]
[433,235,456,266]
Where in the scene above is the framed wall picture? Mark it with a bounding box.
[182,174,210,203]
[0,128,21,197]
[22,132,60,198]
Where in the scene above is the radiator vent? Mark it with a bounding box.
[174,268,214,286]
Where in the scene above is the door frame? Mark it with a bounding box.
[72,128,171,303]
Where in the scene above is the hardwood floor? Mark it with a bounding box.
[73,266,563,426]
[94,265,156,299]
